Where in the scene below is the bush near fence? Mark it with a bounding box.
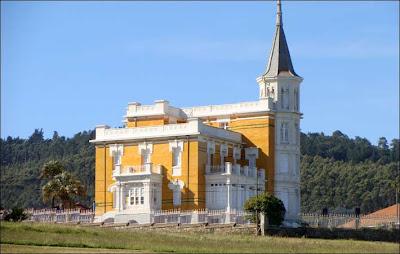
[264,226,400,243]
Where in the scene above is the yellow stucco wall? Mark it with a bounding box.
[95,146,114,216]
[228,116,275,193]
[95,114,275,216]
[95,140,206,216]
[126,118,166,128]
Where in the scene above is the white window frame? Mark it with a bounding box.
[128,187,144,206]
[172,147,182,176]
[281,122,289,144]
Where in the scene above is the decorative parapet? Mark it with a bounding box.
[125,100,186,119]
[182,99,274,118]
[91,118,242,143]
[113,163,162,177]
[124,99,274,120]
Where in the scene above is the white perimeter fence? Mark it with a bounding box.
[25,208,251,225]
[26,208,94,224]
[24,209,399,229]
[301,213,399,229]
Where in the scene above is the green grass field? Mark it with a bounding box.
[0,222,398,253]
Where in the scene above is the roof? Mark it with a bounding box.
[340,204,399,228]
[262,0,300,79]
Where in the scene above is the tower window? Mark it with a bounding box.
[294,89,299,111]
[280,122,289,143]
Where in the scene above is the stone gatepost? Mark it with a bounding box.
[260,213,269,236]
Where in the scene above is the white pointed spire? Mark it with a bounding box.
[263,0,300,79]
[276,0,282,26]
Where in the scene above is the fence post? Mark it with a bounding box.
[355,216,360,229]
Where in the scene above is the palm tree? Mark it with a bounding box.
[40,160,65,179]
[41,161,86,208]
[42,178,62,208]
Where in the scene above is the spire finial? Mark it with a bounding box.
[276,0,282,26]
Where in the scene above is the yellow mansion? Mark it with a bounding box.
[91,0,302,224]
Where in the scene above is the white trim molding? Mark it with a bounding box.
[91,119,242,144]
[169,140,184,152]
[138,142,153,155]
[109,144,124,157]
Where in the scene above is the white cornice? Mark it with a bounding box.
[90,118,242,144]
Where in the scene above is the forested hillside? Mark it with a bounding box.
[1,129,398,214]
[0,130,95,209]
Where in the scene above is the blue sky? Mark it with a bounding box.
[1,1,399,144]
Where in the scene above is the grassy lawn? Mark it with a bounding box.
[1,244,139,253]
[1,222,398,253]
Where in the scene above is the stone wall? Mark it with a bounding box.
[264,227,400,243]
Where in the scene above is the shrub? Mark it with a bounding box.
[244,193,286,226]
[4,207,28,222]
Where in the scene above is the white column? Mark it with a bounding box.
[226,179,231,212]
[220,144,228,173]
[120,185,125,211]
[244,185,248,206]
[116,184,120,212]
[143,182,150,210]
[225,180,231,224]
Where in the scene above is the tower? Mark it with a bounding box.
[256,0,302,221]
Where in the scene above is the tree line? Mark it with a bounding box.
[0,129,398,214]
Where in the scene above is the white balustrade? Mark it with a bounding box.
[182,99,273,118]
[126,100,186,119]
[113,163,162,177]
[243,166,249,176]
[206,165,226,174]
[233,164,241,175]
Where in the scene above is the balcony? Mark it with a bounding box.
[113,163,162,177]
[206,162,265,179]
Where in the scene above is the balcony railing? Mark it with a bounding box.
[113,163,162,177]
[206,165,226,174]
[206,162,264,179]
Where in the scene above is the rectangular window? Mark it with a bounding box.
[172,148,181,167]
[129,187,145,206]
[140,188,144,204]
[114,155,121,166]
[280,122,289,143]
[172,147,182,176]
[141,150,151,165]
[129,189,135,205]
